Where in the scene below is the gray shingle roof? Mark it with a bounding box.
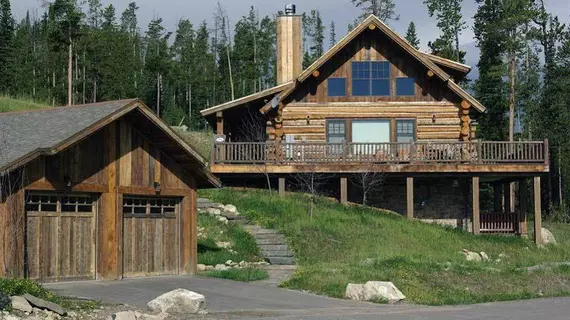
[0,99,137,171]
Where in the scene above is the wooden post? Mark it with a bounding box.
[472,177,480,235]
[503,183,511,213]
[406,177,414,220]
[534,176,543,245]
[519,179,528,238]
[216,111,224,135]
[279,178,286,197]
[493,184,502,213]
[340,177,348,205]
[509,182,516,213]
[180,179,197,275]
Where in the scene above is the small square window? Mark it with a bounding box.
[353,79,370,96]
[372,79,390,96]
[328,78,346,97]
[396,78,415,96]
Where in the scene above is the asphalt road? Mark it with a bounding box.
[46,276,570,319]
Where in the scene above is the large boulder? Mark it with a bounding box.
[223,204,237,214]
[21,294,66,316]
[345,282,405,304]
[542,228,557,245]
[363,281,406,304]
[10,296,32,313]
[147,289,206,314]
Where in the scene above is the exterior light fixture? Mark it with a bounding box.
[432,114,437,123]
[154,182,161,194]
[64,176,72,188]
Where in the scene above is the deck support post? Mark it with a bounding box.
[509,182,516,213]
[278,178,286,197]
[534,176,543,245]
[340,177,348,205]
[406,177,414,220]
[493,184,502,213]
[519,179,528,238]
[216,111,224,135]
[472,177,480,235]
[503,183,511,213]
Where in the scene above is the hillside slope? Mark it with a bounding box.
[201,188,570,305]
[0,96,50,113]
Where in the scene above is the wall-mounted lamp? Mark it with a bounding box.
[432,114,437,124]
[64,176,72,188]
[306,115,311,125]
[154,182,161,194]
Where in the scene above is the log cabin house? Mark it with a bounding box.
[0,99,220,281]
[201,6,549,244]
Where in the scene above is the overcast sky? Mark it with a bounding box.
[11,0,570,74]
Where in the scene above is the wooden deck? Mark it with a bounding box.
[211,140,549,174]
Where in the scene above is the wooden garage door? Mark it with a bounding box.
[26,193,96,281]
[122,197,180,277]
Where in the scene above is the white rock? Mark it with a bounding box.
[10,296,33,313]
[363,281,406,304]
[111,311,137,320]
[223,204,237,213]
[218,217,229,224]
[345,283,365,300]
[2,315,22,320]
[225,260,233,266]
[206,208,221,216]
[134,311,169,320]
[197,264,207,272]
[147,289,207,314]
[215,264,229,271]
[542,228,557,245]
[205,265,215,271]
[216,241,232,249]
[462,250,482,262]
[480,252,489,261]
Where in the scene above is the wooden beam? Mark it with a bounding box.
[407,177,414,220]
[340,177,348,205]
[26,181,108,193]
[472,177,480,235]
[216,112,224,135]
[509,182,516,213]
[427,70,435,78]
[180,177,197,275]
[279,178,286,197]
[519,179,528,238]
[461,100,470,110]
[312,70,320,78]
[534,176,543,245]
[369,24,376,30]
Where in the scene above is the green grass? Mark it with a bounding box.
[200,188,570,305]
[0,278,100,310]
[198,214,263,266]
[176,130,213,162]
[0,96,50,113]
[203,268,269,282]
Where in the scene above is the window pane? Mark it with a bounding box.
[352,62,370,79]
[371,61,390,79]
[328,78,346,97]
[371,79,390,96]
[353,79,370,96]
[396,78,415,96]
[327,120,346,144]
[396,120,415,142]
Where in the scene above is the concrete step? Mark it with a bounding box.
[262,250,294,258]
[267,257,295,265]
[259,244,289,251]
[256,237,286,245]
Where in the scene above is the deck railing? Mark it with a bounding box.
[212,140,548,166]
[480,212,520,234]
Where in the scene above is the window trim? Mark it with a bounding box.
[326,119,347,143]
[25,192,96,216]
[122,196,179,219]
[396,119,417,143]
[326,118,417,144]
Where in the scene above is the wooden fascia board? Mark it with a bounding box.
[423,53,472,74]
[201,82,294,117]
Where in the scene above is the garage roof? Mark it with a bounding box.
[0,99,220,188]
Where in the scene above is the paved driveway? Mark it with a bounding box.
[46,276,570,319]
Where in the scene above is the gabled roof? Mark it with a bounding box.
[287,15,485,113]
[201,81,294,117]
[421,52,472,74]
[0,99,220,187]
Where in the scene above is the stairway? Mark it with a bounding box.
[243,225,295,265]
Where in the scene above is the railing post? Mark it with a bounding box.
[477,140,482,164]
[544,139,549,165]
[342,141,348,164]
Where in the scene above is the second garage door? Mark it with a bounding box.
[122,196,180,277]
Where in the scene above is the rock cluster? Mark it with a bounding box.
[345,281,405,304]
[197,199,246,225]
[197,260,270,272]
[0,294,67,320]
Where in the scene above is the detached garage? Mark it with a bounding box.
[0,99,220,281]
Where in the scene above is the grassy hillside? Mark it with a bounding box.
[201,188,570,305]
[0,96,50,113]
[175,130,213,162]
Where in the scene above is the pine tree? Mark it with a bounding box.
[0,0,14,93]
[405,22,420,49]
[424,0,466,62]
[329,21,336,48]
[351,0,399,23]
[173,18,195,125]
[142,17,172,116]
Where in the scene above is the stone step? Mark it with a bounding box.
[249,231,281,238]
[256,237,286,245]
[259,244,289,251]
[267,257,295,265]
[262,250,294,258]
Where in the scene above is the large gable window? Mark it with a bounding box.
[328,78,347,97]
[352,61,391,96]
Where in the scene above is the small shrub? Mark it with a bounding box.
[0,292,10,311]
[0,278,50,298]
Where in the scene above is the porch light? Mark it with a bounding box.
[64,176,72,188]
[432,114,437,123]
[154,182,161,194]
[306,115,311,125]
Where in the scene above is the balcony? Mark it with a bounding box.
[210,140,549,174]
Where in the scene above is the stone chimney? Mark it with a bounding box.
[277,4,302,85]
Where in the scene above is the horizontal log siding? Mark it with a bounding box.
[282,103,462,143]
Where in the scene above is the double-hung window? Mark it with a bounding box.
[352,61,391,96]
[327,120,346,155]
[396,120,416,143]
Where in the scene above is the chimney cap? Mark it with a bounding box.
[284,4,296,15]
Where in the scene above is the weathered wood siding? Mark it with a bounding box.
[280,30,470,143]
[0,118,198,280]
